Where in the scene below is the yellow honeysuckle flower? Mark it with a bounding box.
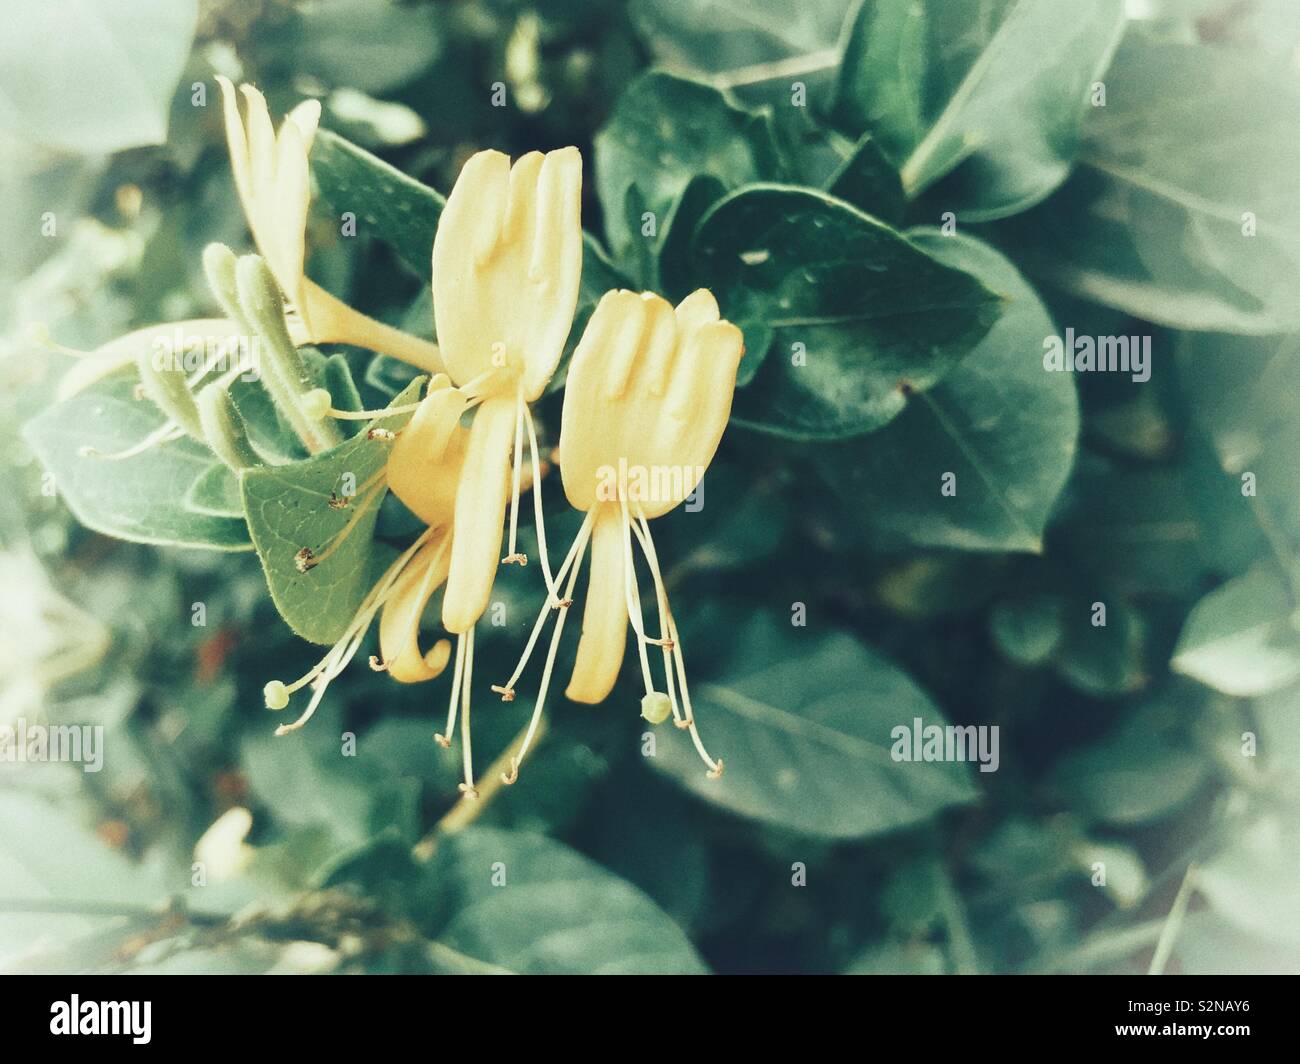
[425,146,582,795]
[265,375,466,735]
[216,76,442,373]
[490,287,744,785]
[433,145,583,630]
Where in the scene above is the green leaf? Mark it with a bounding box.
[311,129,444,282]
[594,71,781,278]
[423,827,707,974]
[834,0,1126,219]
[991,33,1300,333]
[649,619,978,839]
[1049,692,1208,825]
[813,230,1077,551]
[1172,565,1300,697]
[240,378,424,644]
[826,133,906,225]
[1177,333,1300,554]
[989,594,1066,666]
[689,185,1004,439]
[22,369,251,552]
[288,0,443,95]
[1054,598,1147,697]
[183,462,243,519]
[0,0,198,154]
[628,0,852,86]
[1199,816,1300,948]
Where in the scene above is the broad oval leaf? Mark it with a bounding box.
[1171,565,1300,697]
[594,70,781,278]
[690,184,1003,439]
[424,827,707,974]
[0,0,198,153]
[311,129,444,282]
[992,33,1300,333]
[22,369,251,552]
[834,0,1126,219]
[649,620,979,839]
[813,230,1078,552]
[241,378,424,644]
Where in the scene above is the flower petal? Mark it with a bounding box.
[565,503,628,704]
[379,536,453,683]
[441,395,515,633]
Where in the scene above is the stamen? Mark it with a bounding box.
[632,507,723,779]
[501,518,587,786]
[501,389,527,565]
[269,528,434,726]
[618,493,658,698]
[80,422,185,460]
[435,631,467,748]
[492,509,595,702]
[458,627,478,798]
[629,515,685,728]
[523,402,563,605]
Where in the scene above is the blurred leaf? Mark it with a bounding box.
[628,0,852,84]
[1172,565,1300,696]
[993,33,1300,333]
[1054,597,1147,697]
[423,827,707,974]
[23,369,251,551]
[690,185,1003,439]
[1050,691,1208,824]
[290,0,443,94]
[1199,815,1300,948]
[989,594,1066,666]
[649,621,978,838]
[0,0,197,153]
[834,0,1125,218]
[241,378,423,644]
[814,230,1077,551]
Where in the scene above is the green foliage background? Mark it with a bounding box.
[2,0,1299,974]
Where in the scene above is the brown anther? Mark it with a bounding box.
[457,783,479,799]
[706,759,725,780]
[674,717,693,730]
[490,685,515,702]
[327,492,349,509]
[501,761,519,786]
[368,655,387,672]
[294,547,317,572]
[501,553,528,566]
[367,428,396,441]
[433,733,451,748]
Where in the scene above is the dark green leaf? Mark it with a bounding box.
[834,0,1126,219]
[594,70,781,277]
[649,620,978,838]
[813,229,1077,551]
[690,185,1004,439]
[423,827,707,974]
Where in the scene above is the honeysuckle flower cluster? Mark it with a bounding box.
[59,84,746,799]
